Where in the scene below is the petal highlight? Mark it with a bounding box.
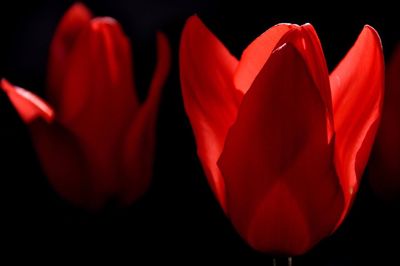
[234,23,296,93]
[330,25,384,219]
[180,15,239,210]
[1,79,54,123]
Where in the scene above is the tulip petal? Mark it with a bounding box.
[234,23,296,93]
[29,121,97,209]
[118,32,171,205]
[180,15,239,210]
[369,45,400,200]
[47,3,92,105]
[218,43,343,254]
[56,18,139,204]
[1,79,54,123]
[0,79,99,208]
[298,24,334,124]
[330,26,384,218]
[277,25,334,131]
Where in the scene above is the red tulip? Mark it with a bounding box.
[369,45,400,201]
[1,3,171,210]
[180,15,383,254]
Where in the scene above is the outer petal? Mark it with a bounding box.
[218,43,343,255]
[180,15,239,211]
[1,80,94,209]
[56,18,139,206]
[47,3,92,105]
[369,44,400,200]
[1,79,54,123]
[234,23,296,93]
[118,32,171,205]
[330,26,384,218]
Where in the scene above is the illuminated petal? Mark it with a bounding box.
[330,25,384,219]
[234,23,296,93]
[180,15,239,210]
[1,78,54,123]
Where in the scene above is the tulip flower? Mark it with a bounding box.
[369,45,400,201]
[1,3,170,210]
[180,15,383,255]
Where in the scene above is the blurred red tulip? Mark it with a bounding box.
[369,45,400,201]
[1,3,171,210]
[180,16,384,254]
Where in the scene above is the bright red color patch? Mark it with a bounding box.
[180,15,384,254]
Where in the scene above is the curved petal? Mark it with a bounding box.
[180,15,239,211]
[330,25,384,220]
[57,18,139,204]
[47,3,92,105]
[1,79,54,123]
[118,32,171,205]
[29,121,99,210]
[277,25,334,133]
[218,43,343,254]
[369,44,400,200]
[0,80,101,209]
[299,24,334,125]
[234,23,296,93]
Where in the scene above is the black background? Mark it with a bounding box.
[0,0,399,264]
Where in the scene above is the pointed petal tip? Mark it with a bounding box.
[155,31,170,57]
[91,17,119,29]
[276,22,297,27]
[1,79,55,123]
[155,30,171,78]
[68,2,92,16]
[156,31,168,43]
[357,25,383,50]
[1,78,13,94]
[234,23,296,93]
[186,14,201,24]
[183,15,210,37]
[144,30,171,104]
[301,23,316,31]
[363,24,376,31]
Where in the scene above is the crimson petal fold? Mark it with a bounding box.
[180,15,240,210]
[218,42,343,255]
[47,3,92,105]
[329,25,384,220]
[234,23,296,93]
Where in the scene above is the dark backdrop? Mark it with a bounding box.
[0,0,398,264]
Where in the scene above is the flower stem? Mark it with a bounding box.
[272,257,293,266]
